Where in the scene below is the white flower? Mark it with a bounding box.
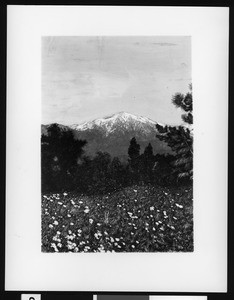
[150,206,154,211]
[67,214,71,217]
[53,220,58,225]
[175,203,183,208]
[58,202,62,205]
[84,208,90,214]
[89,218,93,224]
[70,222,74,226]
[57,243,62,248]
[77,229,82,233]
[49,224,53,229]
[57,231,61,235]
[63,192,68,196]
[79,201,83,204]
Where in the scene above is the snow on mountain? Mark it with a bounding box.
[70,111,162,134]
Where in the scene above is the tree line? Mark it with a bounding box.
[41,85,193,194]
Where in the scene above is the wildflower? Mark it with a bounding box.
[53,220,58,225]
[77,229,82,233]
[57,243,62,248]
[57,231,61,235]
[84,208,90,214]
[70,222,74,226]
[132,245,135,248]
[67,214,71,217]
[89,218,93,224]
[150,206,154,211]
[63,192,68,196]
[58,202,62,205]
[79,201,83,204]
[49,224,53,229]
[133,189,137,192]
[175,203,183,208]
[97,223,101,226]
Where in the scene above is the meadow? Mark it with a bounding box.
[41,184,193,252]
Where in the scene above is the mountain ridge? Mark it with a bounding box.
[42,112,173,161]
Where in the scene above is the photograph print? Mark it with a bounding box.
[41,36,193,253]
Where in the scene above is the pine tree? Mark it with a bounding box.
[144,143,153,159]
[41,124,87,192]
[142,143,154,183]
[128,137,141,182]
[128,137,140,160]
[156,84,193,181]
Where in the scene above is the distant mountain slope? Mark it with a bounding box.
[42,112,172,161]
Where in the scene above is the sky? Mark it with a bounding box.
[42,36,191,125]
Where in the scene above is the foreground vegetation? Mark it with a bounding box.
[42,184,193,252]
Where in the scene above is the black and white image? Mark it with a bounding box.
[41,36,193,252]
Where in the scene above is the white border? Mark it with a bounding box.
[6,6,228,291]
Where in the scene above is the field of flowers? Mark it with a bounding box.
[41,184,193,252]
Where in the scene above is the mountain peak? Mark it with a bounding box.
[70,111,160,134]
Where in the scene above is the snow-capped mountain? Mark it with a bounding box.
[42,112,172,161]
[70,111,162,135]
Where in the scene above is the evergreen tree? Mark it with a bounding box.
[156,84,193,181]
[128,137,140,160]
[143,143,153,159]
[41,124,87,192]
[142,143,154,183]
[127,137,141,182]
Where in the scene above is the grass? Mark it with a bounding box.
[41,184,193,252]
